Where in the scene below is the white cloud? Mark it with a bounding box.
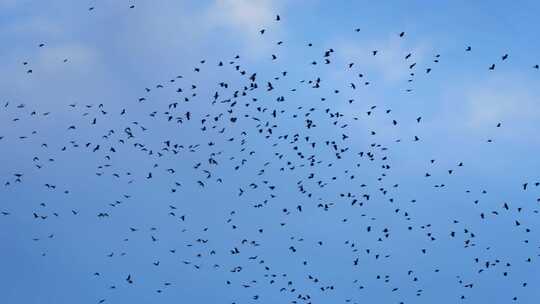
[465,77,540,140]
[204,0,283,54]
[104,0,282,66]
[429,74,540,144]
[464,77,540,130]
[0,0,29,9]
[339,35,432,83]
[206,0,276,32]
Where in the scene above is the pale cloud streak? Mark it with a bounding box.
[338,34,432,84]
[206,0,276,33]
[203,0,284,56]
[431,73,540,144]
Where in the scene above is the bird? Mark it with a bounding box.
[2,7,539,304]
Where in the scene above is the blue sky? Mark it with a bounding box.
[1,1,540,303]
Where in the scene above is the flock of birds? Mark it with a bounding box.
[2,4,540,304]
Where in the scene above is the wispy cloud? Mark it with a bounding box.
[206,0,276,34]
[338,34,432,83]
[204,0,283,55]
[432,73,540,144]
[464,77,540,131]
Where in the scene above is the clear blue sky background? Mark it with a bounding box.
[1,1,540,303]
